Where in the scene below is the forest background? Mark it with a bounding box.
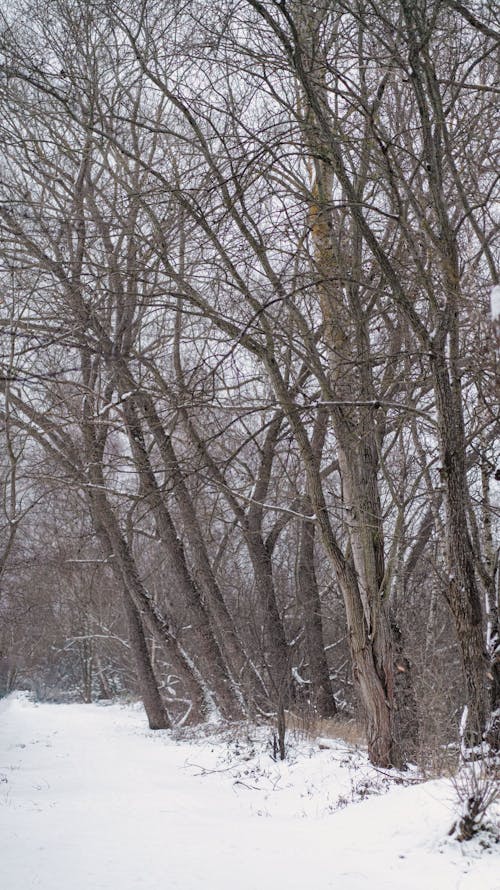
[0,0,498,771]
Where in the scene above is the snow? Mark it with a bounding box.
[491,285,500,321]
[0,694,498,890]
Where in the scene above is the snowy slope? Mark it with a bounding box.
[0,694,498,890]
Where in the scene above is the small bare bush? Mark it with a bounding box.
[450,756,499,842]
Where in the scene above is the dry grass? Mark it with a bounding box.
[284,711,366,748]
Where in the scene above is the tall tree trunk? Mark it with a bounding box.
[81,416,209,722]
[334,429,401,761]
[122,593,170,730]
[264,354,400,767]
[391,620,419,762]
[432,354,490,744]
[89,501,170,729]
[138,393,267,710]
[481,455,500,734]
[307,155,402,764]
[296,497,337,717]
[92,496,208,720]
[121,396,244,719]
[239,414,291,704]
[247,535,291,701]
[81,630,93,704]
[177,406,289,707]
[401,0,491,746]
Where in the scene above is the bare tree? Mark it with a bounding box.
[0,0,497,764]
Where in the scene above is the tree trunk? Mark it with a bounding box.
[85,464,208,722]
[121,396,245,719]
[432,354,490,743]
[247,535,291,700]
[122,593,170,730]
[480,449,500,746]
[177,404,288,707]
[391,620,419,762]
[263,354,400,767]
[139,393,267,710]
[297,495,337,717]
[81,632,93,704]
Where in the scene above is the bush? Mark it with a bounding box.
[450,755,499,842]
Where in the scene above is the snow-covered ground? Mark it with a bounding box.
[0,694,498,890]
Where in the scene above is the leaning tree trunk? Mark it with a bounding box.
[122,593,170,730]
[138,392,268,710]
[121,396,245,720]
[90,509,170,729]
[90,491,208,721]
[81,411,209,723]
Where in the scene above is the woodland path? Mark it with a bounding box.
[0,696,496,890]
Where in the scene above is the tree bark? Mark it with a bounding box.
[122,593,170,730]
[121,395,244,719]
[178,407,289,706]
[432,352,490,743]
[138,392,267,710]
[296,498,337,717]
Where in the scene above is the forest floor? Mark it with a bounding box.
[0,693,498,890]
